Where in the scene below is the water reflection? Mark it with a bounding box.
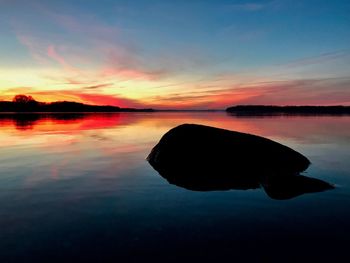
[0,112,349,262]
[0,113,122,131]
[0,113,93,130]
[13,114,40,130]
[1,112,350,142]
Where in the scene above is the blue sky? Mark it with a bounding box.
[0,0,349,108]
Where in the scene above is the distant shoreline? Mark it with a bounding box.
[1,97,350,115]
[0,100,154,113]
[0,109,349,116]
[226,105,350,115]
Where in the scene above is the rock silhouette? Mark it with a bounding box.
[147,124,334,200]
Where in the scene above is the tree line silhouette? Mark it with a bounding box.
[0,95,153,112]
[226,105,350,115]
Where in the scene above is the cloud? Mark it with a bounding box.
[2,77,349,109]
[42,10,181,81]
[16,34,49,65]
[72,92,144,108]
[12,9,168,86]
[63,78,87,85]
[7,2,349,110]
[0,87,146,108]
[147,77,350,109]
[280,50,349,68]
[82,83,113,90]
[47,45,79,73]
[12,4,221,88]
[225,78,350,106]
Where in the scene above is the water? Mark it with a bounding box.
[0,112,349,262]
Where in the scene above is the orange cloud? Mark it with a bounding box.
[147,78,350,109]
[2,77,349,110]
[0,88,146,108]
[73,92,144,108]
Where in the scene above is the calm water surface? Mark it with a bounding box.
[0,112,349,262]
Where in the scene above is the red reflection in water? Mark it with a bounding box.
[0,113,137,133]
[1,112,349,186]
[0,112,349,144]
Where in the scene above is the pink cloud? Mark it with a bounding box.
[1,87,146,108]
[46,11,164,81]
[47,45,78,72]
[13,9,219,89]
[73,92,144,108]
[32,91,131,107]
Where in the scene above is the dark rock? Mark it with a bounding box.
[147,124,334,199]
[148,124,310,176]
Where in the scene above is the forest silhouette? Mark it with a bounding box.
[0,95,153,112]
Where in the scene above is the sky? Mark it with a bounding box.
[0,0,349,109]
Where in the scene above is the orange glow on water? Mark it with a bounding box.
[1,112,349,145]
[1,112,349,185]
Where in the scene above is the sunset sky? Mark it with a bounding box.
[1,0,349,109]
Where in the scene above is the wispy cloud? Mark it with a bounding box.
[47,45,79,73]
[71,92,144,108]
[82,83,113,90]
[4,1,349,110]
[11,4,220,88]
[147,77,350,109]
[0,87,145,108]
[16,34,49,65]
[280,50,349,68]
[12,9,168,86]
[2,77,349,109]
